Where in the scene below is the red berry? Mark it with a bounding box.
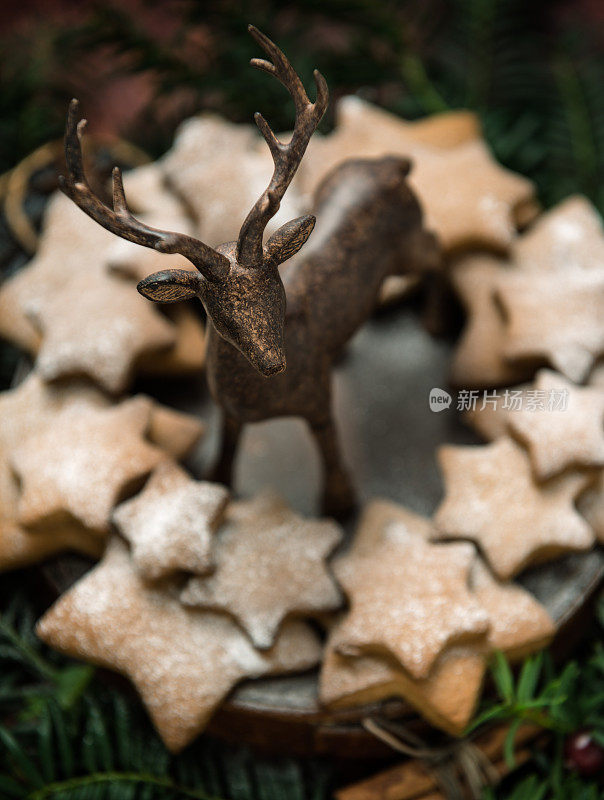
[564,730,604,777]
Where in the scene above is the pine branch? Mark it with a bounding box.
[26,772,219,800]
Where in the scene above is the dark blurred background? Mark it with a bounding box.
[1,0,604,210]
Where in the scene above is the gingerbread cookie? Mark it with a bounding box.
[181,491,343,649]
[106,166,196,283]
[496,269,604,383]
[463,384,531,441]
[320,641,486,736]
[27,270,176,394]
[504,370,604,480]
[331,500,488,680]
[434,437,594,579]
[36,537,322,752]
[465,370,604,481]
[11,396,164,536]
[320,543,554,734]
[113,461,228,580]
[449,255,534,388]
[511,195,604,273]
[301,96,535,253]
[161,113,304,248]
[471,558,555,659]
[0,372,204,463]
[110,163,190,220]
[0,451,102,572]
[0,193,116,354]
[136,304,206,376]
[144,401,205,459]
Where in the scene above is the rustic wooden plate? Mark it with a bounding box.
[43,304,604,758]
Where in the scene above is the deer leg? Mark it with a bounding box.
[210,413,242,487]
[308,416,356,519]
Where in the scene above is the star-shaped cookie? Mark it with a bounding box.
[0,451,102,572]
[331,500,489,679]
[511,195,604,273]
[181,491,343,649]
[113,461,228,580]
[11,396,164,536]
[320,640,486,736]
[434,437,594,579]
[504,370,604,480]
[0,193,117,354]
[465,371,604,480]
[0,372,204,463]
[28,270,176,394]
[104,162,196,283]
[496,270,604,383]
[36,537,322,752]
[301,96,535,253]
[450,255,535,387]
[463,383,531,441]
[320,554,554,734]
[161,113,304,248]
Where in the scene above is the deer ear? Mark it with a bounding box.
[265,215,316,265]
[137,269,203,303]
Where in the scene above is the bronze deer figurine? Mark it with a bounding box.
[59,26,439,517]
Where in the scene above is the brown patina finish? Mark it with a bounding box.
[59,25,439,516]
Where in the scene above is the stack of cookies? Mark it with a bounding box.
[37,487,336,752]
[0,166,206,394]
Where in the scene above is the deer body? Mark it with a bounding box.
[60,26,438,516]
[207,157,439,513]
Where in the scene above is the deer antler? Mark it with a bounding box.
[237,25,328,267]
[59,99,230,282]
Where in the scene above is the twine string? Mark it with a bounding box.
[362,717,500,800]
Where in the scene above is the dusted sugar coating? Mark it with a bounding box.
[0,173,202,381]
[464,383,531,441]
[28,270,176,394]
[160,114,305,250]
[300,96,535,253]
[470,558,555,659]
[449,255,535,388]
[434,437,594,579]
[332,500,489,679]
[0,373,107,455]
[0,192,118,354]
[106,164,195,282]
[511,195,604,273]
[113,461,229,580]
[36,537,322,752]
[465,370,604,481]
[506,370,604,480]
[496,270,604,383]
[0,372,204,464]
[0,451,102,572]
[11,397,163,536]
[320,553,554,734]
[181,491,343,648]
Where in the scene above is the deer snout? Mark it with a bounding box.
[258,349,286,377]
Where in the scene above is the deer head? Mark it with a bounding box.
[59,26,328,377]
